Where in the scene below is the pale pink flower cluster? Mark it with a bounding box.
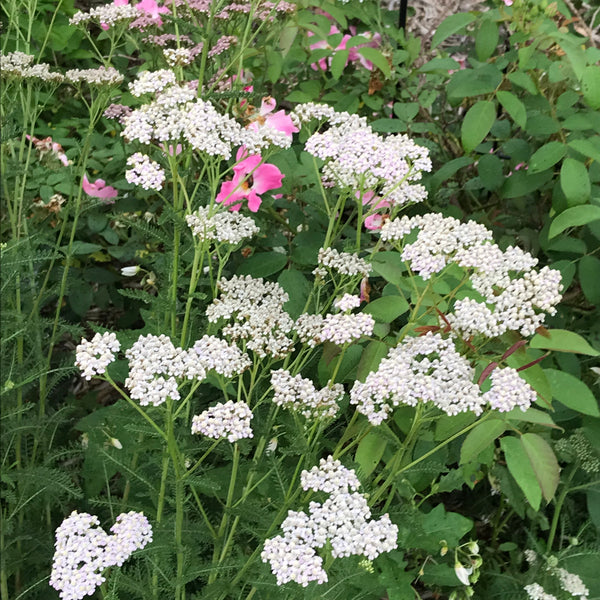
[270,369,344,419]
[262,457,397,586]
[380,213,563,337]
[125,153,165,191]
[75,332,121,380]
[50,511,151,600]
[1,52,64,83]
[186,206,259,245]
[206,275,294,358]
[303,110,431,205]
[65,67,123,87]
[191,400,253,442]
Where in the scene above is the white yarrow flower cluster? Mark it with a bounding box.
[262,457,397,587]
[270,369,344,419]
[350,332,484,425]
[75,332,121,380]
[69,3,139,27]
[483,367,537,412]
[49,511,152,600]
[304,112,431,205]
[319,313,375,345]
[186,206,259,245]
[1,51,64,83]
[126,153,165,191]
[524,583,558,600]
[556,568,589,598]
[191,335,251,377]
[334,293,361,312]
[316,247,371,278]
[191,400,253,442]
[129,69,177,96]
[381,213,563,337]
[125,334,206,406]
[65,67,123,87]
[206,275,294,358]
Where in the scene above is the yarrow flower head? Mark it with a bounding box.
[1,51,64,83]
[215,147,284,212]
[125,153,165,191]
[75,332,121,380]
[65,67,123,87]
[315,247,371,279]
[482,366,537,412]
[191,400,253,442]
[334,294,362,312]
[186,206,259,245]
[49,510,152,600]
[262,457,397,587]
[524,583,558,600]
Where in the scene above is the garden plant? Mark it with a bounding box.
[1,0,600,599]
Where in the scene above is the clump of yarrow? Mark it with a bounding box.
[1,51,64,83]
[350,332,537,425]
[50,511,152,600]
[75,332,121,380]
[380,213,563,337]
[206,275,295,359]
[192,400,253,442]
[261,456,398,586]
[186,206,259,245]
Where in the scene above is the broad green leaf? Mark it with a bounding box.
[431,13,477,49]
[429,157,473,189]
[421,505,473,548]
[460,420,506,464]
[496,90,527,129]
[529,141,566,173]
[549,205,600,238]
[568,137,600,164]
[236,252,287,278]
[582,65,600,109]
[475,18,499,61]
[357,340,390,382]
[67,241,103,255]
[579,255,600,306]
[461,100,496,153]
[504,407,559,429]
[447,65,503,102]
[559,40,587,81]
[278,25,298,56]
[277,269,311,319]
[330,49,349,80]
[545,368,600,416]
[356,47,390,78]
[530,329,600,356]
[370,252,408,286]
[393,102,419,122]
[478,153,504,191]
[500,436,542,510]
[520,433,560,502]
[508,71,538,95]
[266,51,283,83]
[355,430,387,478]
[501,170,553,199]
[419,57,461,73]
[68,285,93,317]
[362,295,409,323]
[560,158,591,205]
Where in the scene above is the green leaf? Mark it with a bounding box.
[461,101,496,154]
[529,141,566,173]
[278,25,298,57]
[357,340,389,382]
[548,205,600,238]
[560,158,591,205]
[508,71,538,95]
[370,252,407,286]
[500,436,542,510]
[68,285,93,317]
[579,255,600,306]
[568,137,600,164]
[545,368,600,416]
[504,407,559,429]
[447,65,503,102]
[530,329,600,356]
[520,433,560,502]
[355,430,387,478]
[266,51,283,84]
[429,157,474,189]
[582,65,600,109]
[460,420,506,464]
[236,252,287,278]
[356,47,390,78]
[496,90,527,129]
[478,154,504,191]
[431,13,476,49]
[421,505,473,549]
[501,170,553,199]
[67,241,103,255]
[330,49,349,80]
[475,18,499,61]
[277,269,311,319]
[393,102,419,122]
[362,295,409,323]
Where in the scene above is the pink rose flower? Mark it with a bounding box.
[82,174,118,203]
[216,147,284,212]
[358,191,391,230]
[101,0,169,29]
[247,97,298,138]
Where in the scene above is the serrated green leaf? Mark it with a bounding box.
[460,420,506,464]
[530,329,599,356]
[496,90,527,129]
[431,13,477,49]
[461,100,496,154]
[560,158,591,205]
[529,141,566,173]
[501,436,542,510]
[549,205,600,238]
[545,368,600,416]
